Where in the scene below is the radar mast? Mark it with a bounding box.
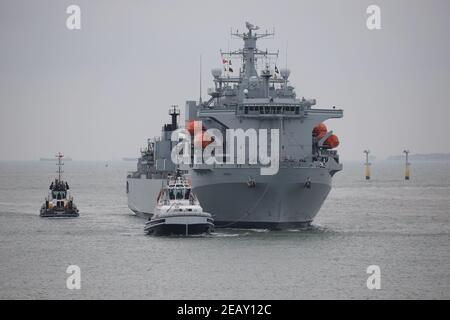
[221,22,278,80]
[56,152,64,181]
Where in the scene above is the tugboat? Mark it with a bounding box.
[144,170,214,236]
[40,153,79,218]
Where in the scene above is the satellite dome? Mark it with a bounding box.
[211,68,222,78]
[280,68,290,79]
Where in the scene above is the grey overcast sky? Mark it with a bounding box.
[0,0,449,161]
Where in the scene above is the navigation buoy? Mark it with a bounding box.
[404,149,410,180]
[364,150,371,180]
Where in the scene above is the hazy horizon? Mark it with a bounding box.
[2,151,450,162]
[1,0,449,161]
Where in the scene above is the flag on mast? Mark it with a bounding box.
[222,56,233,74]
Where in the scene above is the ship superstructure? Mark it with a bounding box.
[127,22,343,229]
[183,22,343,228]
[126,106,182,216]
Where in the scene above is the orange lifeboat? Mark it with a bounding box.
[312,123,327,139]
[186,120,206,135]
[323,134,340,149]
[194,131,214,148]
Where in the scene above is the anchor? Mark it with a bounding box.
[304,177,312,189]
[247,176,256,188]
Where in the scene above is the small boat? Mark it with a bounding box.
[145,171,214,236]
[40,153,79,218]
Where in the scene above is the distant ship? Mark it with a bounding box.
[40,157,72,161]
[386,153,450,162]
[127,22,343,229]
[40,153,79,218]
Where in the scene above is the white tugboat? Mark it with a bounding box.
[39,153,79,218]
[144,170,214,236]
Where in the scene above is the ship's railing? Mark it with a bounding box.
[199,107,236,113]
[236,104,307,117]
[127,171,139,178]
[199,104,342,120]
[127,170,177,179]
[127,171,150,179]
[308,108,343,118]
[188,160,334,170]
[198,104,307,117]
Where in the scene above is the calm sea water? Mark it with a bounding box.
[0,160,449,299]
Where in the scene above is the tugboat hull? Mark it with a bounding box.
[39,206,79,218]
[145,215,214,236]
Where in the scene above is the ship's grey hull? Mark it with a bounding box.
[126,177,164,217]
[190,166,332,229]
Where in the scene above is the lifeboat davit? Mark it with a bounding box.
[186,120,206,135]
[323,134,340,149]
[194,132,214,148]
[312,123,327,138]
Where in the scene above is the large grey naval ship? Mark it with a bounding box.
[127,22,343,228]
